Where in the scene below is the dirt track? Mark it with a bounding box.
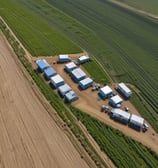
[108,0,158,20]
[37,55,158,154]
[0,32,90,168]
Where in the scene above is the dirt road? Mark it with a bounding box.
[0,32,90,168]
[38,55,158,154]
[108,0,158,20]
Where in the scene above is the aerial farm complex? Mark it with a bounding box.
[35,54,148,132]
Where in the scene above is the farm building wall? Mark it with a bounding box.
[117,83,132,99]
[99,86,112,99]
[129,114,144,131]
[58,84,72,97]
[50,75,64,88]
[44,67,57,80]
[110,109,131,125]
[77,55,90,64]
[65,90,78,103]
[64,62,77,73]
[71,68,86,82]
[109,95,123,107]
[79,77,93,90]
[36,59,50,72]
[58,54,71,63]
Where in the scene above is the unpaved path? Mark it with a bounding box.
[41,55,158,154]
[0,31,90,168]
[108,0,158,20]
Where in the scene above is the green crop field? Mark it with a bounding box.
[11,0,158,131]
[70,106,158,168]
[116,0,158,15]
[1,1,158,166]
[0,0,81,56]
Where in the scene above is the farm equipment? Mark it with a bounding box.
[101,105,111,113]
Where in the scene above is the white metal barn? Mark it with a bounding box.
[129,114,144,131]
[36,59,50,72]
[77,55,90,64]
[111,108,131,125]
[109,95,123,107]
[71,68,86,82]
[58,54,71,63]
[50,74,64,88]
[64,62,77,73]
[117,82,132,99]
[58,83,72,97]
[65,90,78,103]
[79,77,93,90]
[99,86,112,99]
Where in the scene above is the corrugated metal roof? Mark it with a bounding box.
[118,83,131,94]
[50,74,64,84]
[65,90,78,101]
[58,83,72,95]
[110,95,123,104]
[44,67,56,77]
[79,77,93,86]
[100,86,112,95]
[78,55,89,62]
[130,114,144,125]
[111,108,131,119]
[71,68,86,79]
[65,62,77,69]
[36,59,49,70]
[59,54,70,59]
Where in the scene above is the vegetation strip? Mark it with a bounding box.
[29,0,158,132]
[0,17,108,168]
[2,15,158,168]
[0,0,82,56]
[70,106,158,168]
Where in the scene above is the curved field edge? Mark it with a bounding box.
[115,0,158,16]
[26,0,158,132]
[1,18,158,168]
[0,0,82,56]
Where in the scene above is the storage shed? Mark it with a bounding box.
[44,67,57,80]
[36,59,50,72]
[65,90,78,103]
[99,86,112,99]
[77,55,90,64]
[79,77,93,90]
[71,68,86,82]
[50,74,64,88]
[64,62,77,73]
[58,83,72,97]
[129,114,144,131]
[109,95,123,107]
[58,54,71,63]
[111,108,131,125]
[117,83,132,99]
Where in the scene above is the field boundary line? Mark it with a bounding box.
[108,0,158,20]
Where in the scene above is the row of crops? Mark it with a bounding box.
[1,18,158,167]
[1,2,158,167]
[0,0,81,56]
[70,106,158,168]
[0,19,107,168]
[11,0,158,132]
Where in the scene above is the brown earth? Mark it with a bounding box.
[0,32,91,168]
[35,55,158,154]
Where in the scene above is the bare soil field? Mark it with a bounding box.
[0,32,90,168]
[35,55,158,153]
